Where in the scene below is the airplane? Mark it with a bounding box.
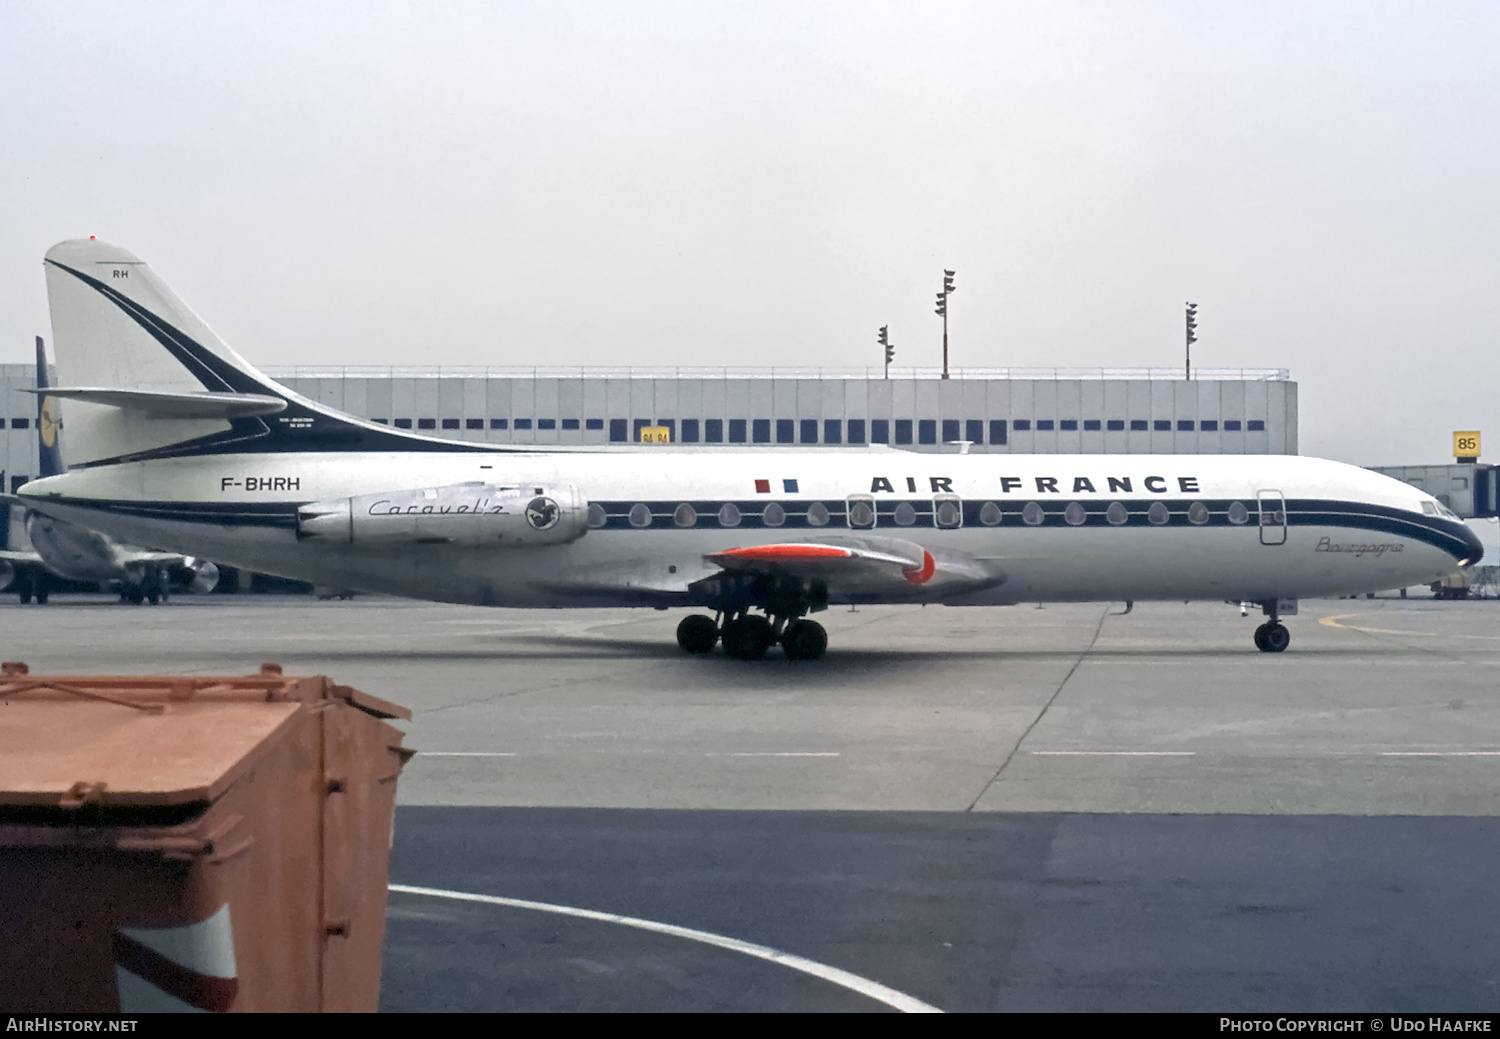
[14,237,1483,656]
[0,334,220,604]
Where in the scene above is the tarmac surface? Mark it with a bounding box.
[4,593,1499,1011]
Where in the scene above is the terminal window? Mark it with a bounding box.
[1154,420,1171,431]
[10,476,28,493]
[1084,420,1101,431]
[1223,420,1241,431]
[847,419,866,444]
[966,419,984,444]
[1036,420,1054,431]
[1059,419,1078,431]
[538,419,556,430]
[824,419,842,444]
[681,419,700,443]
[1130,420,1148,431]
[394,418,413,429]
[1177,420,1194,431]
[800,419,818,444]
[0,419,5,428]
[10,418,26,429]
[894,419,913,445]
[466,418,484,430]
[657,420,676,440]
[990,419,1007,445]
[705,418,724,443]
[1247,420,1265,431]
[418,418,437,430]
[729,419,747,443]
[753,419,771,443]
[633,419,652,440]
[586,418,604,431]
[1108,420,1125,431]
[777,419,795,444]
[1013,419,1031,431]
[610,419,627,442]
[942,419,960,443]
[562,418,580,430]
[871,419,889,444]
[442,418,460,430]
[1200,420,1218,431]
[373,418,389,425]
[514,419,533,430]
[919,420,937,445]
[491,419,508,430]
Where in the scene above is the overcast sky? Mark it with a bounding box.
[2,2,1496,465]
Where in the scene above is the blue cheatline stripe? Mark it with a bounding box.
[33,496,1477,560]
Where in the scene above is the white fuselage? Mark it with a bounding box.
[19,447,1477,609]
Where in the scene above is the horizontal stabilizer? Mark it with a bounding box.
[27,387,287,419]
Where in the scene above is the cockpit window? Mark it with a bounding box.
[1421,502,1438,517]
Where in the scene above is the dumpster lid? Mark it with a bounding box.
[0,666,409,809]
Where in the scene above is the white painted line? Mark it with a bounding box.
[1381,752,1500,757]
[709,752,841,758]
[420,752,517,757]
[1031,750,1196,756]
[389,883,942,1014]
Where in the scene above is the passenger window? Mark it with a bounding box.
[933,495,962,529]
[718,503,741,527]
[1106,501,1128,525]
[806,502,830,527]
[978,501,1002,526]
[1227,501,1250,525]
[674,503,697,528]
[1187,502,1209,525]
[1063,502,1087,526]
[587,503,608,528]
[762,502,786,527]
[629,504,652,528]
[1147,501,1170,525]
[1022,502,1044,526]
[893,502,917,526]
[846,496,876,529]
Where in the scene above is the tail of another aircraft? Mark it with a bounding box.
[42,238,490,469]
[35,336,64,479]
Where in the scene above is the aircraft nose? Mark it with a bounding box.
[1458,521,1485,566]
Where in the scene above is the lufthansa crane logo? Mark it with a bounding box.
[526,496,560,531]
[39,396,58,448]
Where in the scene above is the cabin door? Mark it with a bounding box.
[1257,489,1287,546]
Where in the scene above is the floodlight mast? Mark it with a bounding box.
[935,270,955,379]
[878,325,894,379]
[1185,302,1198,381]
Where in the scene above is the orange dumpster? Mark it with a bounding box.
[0,662,412,1012]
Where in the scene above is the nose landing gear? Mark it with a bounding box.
[1252,599,1291,653]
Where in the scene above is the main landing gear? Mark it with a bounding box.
[676,611,829,661]
[1252,599,1291,653]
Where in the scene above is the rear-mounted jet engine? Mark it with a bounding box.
[296,483,589,546]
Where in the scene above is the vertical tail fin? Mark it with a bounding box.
[35,336,64,479]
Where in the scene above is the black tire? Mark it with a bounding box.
[127,587,145,605]
[35,589,48,605]
[782,619,828,661]
[723,615,775,660]
[1260,623,1290,653]
[676,614,719,654]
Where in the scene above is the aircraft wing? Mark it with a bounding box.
[701,535,1005,601]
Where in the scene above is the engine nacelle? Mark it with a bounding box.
[183,558,220,594]
[296,482,589,547]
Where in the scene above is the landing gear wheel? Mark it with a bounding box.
[781,619,828,661]
[676,614,719,654]
[1254,622,1290,653]
[127,587,145,605]
[722,614,775,660]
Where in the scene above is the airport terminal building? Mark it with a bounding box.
[0,364,1297,491]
